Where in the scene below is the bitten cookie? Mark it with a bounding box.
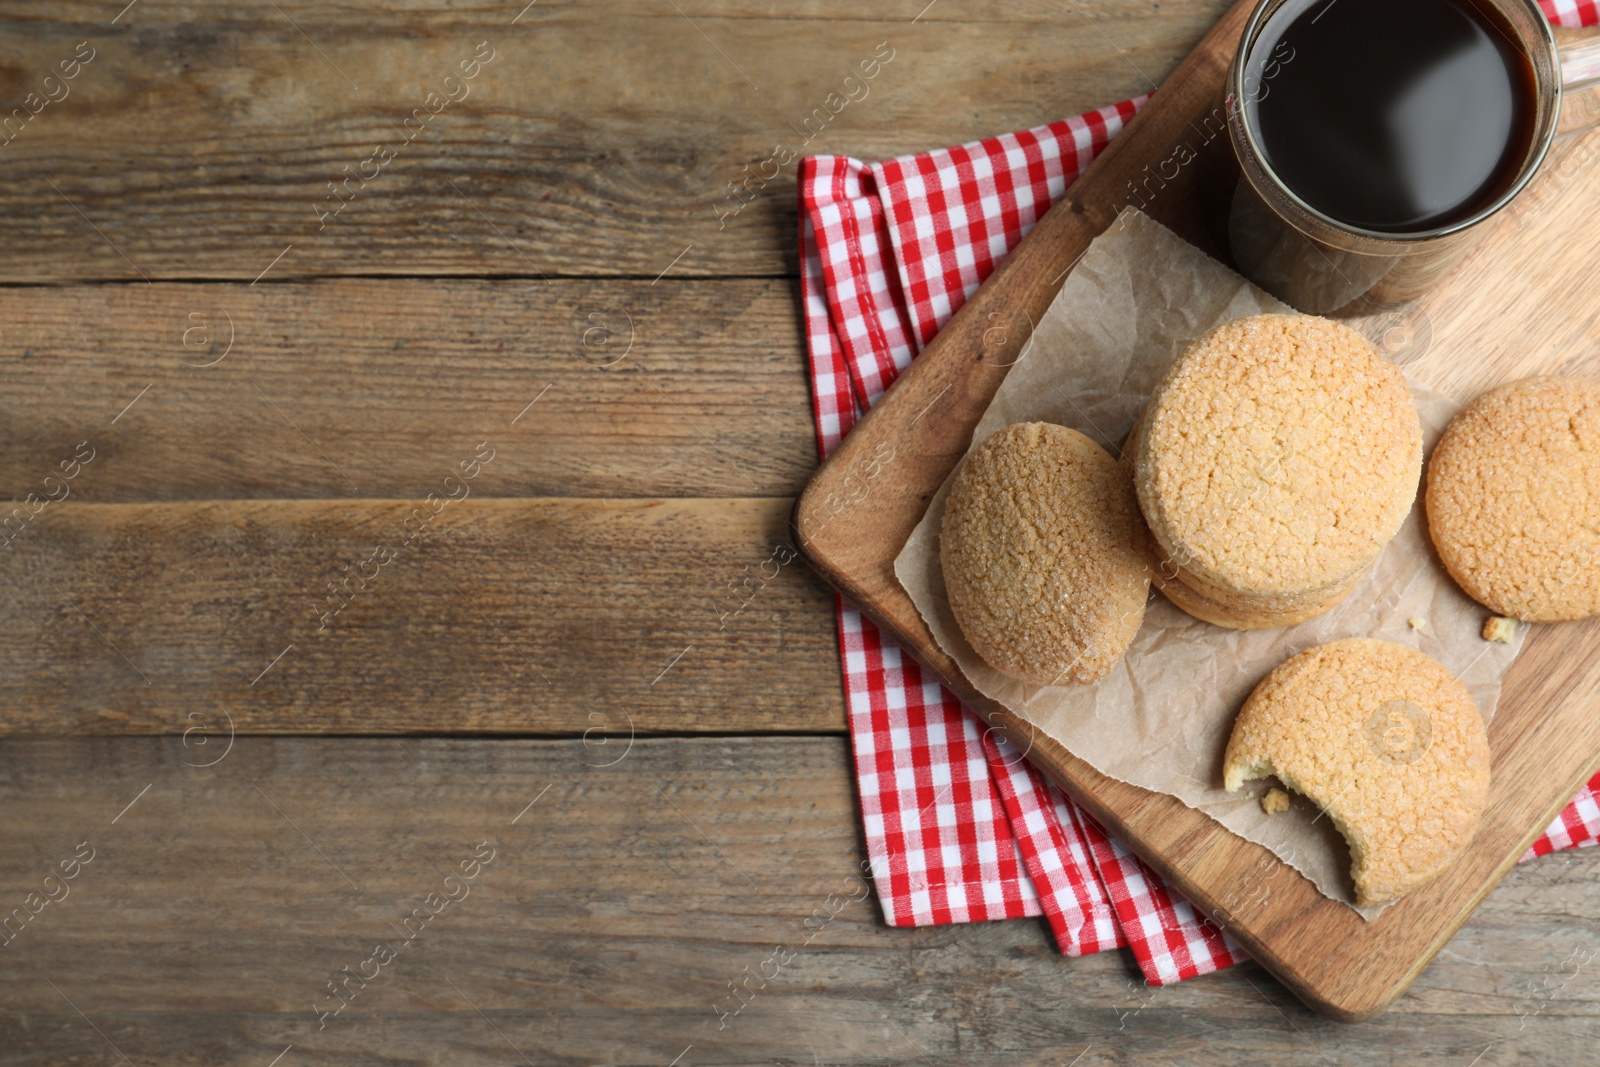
[941,422,1151,686]
[1426,375,1600,622]
[1223,638,1491,906]
[1135,315,1422,627]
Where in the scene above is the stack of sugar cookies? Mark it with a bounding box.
[939,313,1429,684]
[1132,314,1423,630]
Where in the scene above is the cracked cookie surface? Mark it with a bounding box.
[1427,375,1600,622]
[1135,314,1422,603]
[941,422,1151,686]
[1223,638,1490,906]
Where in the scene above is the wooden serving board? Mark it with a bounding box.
[793,0,1600,1022]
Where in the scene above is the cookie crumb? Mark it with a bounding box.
[1408,616,1427,632]
[1261,787,1291,815]
[1482,616,1518,643]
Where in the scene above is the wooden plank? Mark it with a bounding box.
[3,1001,1592,1066]
[792,0,1600,1021]
[0,497,842,733]
[0,0,1229,282]
[0,0,1220,22]
[0,278,816,501]
[0,736,1594,1065]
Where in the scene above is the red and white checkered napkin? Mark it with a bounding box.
[1551,0,1600,24]
[800,0,1600,984]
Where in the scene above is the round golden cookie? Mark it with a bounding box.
[1426,375,1600,622]
[1129,406,1359,628]
[1135,314,1422,600]
[941,422,1151,686]
[1223,638,1490,906]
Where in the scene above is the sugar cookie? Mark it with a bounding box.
[1427,375,1600,622]
[941,422,1150,686]
[1223,638,1490,905]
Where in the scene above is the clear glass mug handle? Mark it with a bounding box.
[1555,28,1600,137]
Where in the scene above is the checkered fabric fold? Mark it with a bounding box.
[799,0,1600,984]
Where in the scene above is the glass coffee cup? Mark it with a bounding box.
[1225,0,1600,313]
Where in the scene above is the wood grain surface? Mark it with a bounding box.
[0,737,1596,1066]
[794,0,1600,1022]
[0,0,1220,283]
[0,279,817,500]
[0,497,840,733]
[3,0,1598,1058]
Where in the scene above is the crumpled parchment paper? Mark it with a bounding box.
[895,208,1522,917]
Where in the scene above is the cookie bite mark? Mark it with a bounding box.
[1223,638,1490,906]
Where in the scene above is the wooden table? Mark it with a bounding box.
[1,1,1594,1062]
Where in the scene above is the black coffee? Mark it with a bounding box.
[1244,0,1538,234]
